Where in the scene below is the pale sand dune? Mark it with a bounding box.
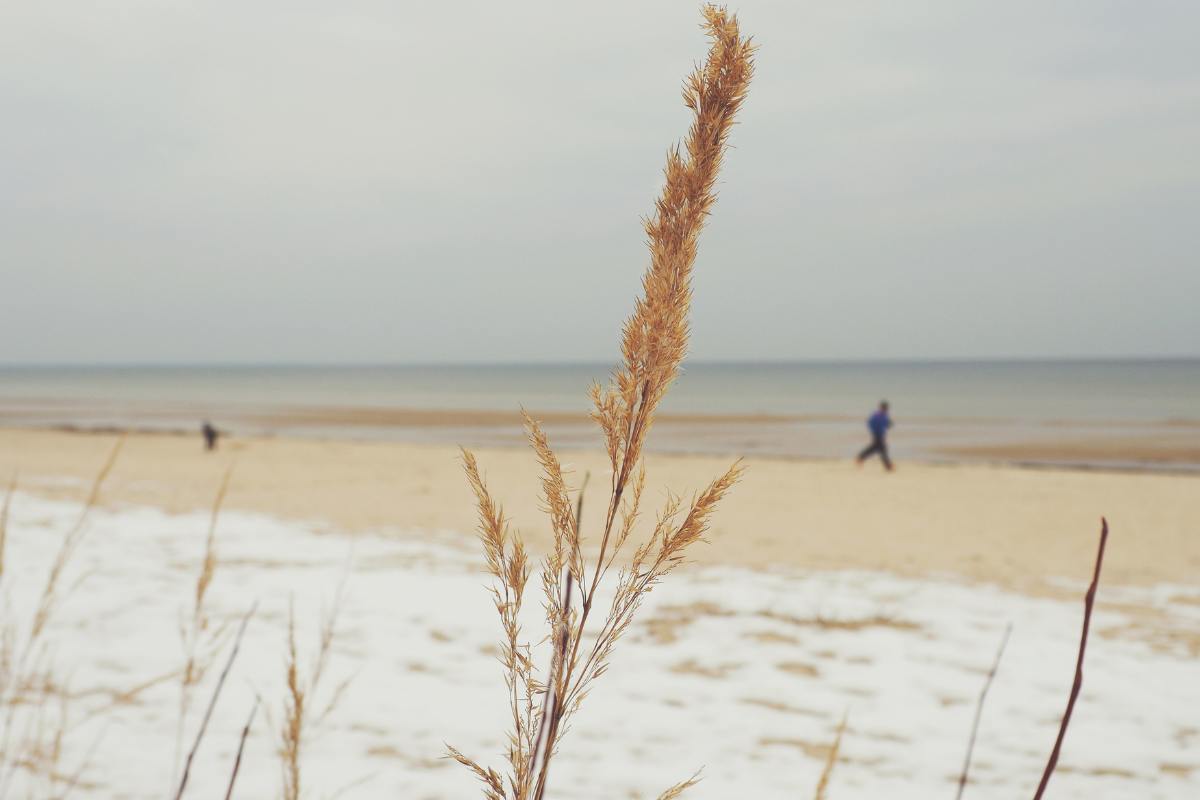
[1,427,1197,593]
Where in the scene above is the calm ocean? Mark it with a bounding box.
[1,360,1198,468]
[0,360,1197,420]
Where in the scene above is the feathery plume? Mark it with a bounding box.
[657,771,702,799]
[452,6,753,799]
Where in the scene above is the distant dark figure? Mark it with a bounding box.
[856,401,893,471]
[202,421,219,451]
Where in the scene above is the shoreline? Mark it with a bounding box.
[5,414,1200,475]
[2,426,1197,593]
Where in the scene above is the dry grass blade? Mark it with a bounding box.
[955,624,1012,800]
[59,720,108,800]
[458,448,535,797]
[524,412,582,596]
[1032,518,1109,800]
[173,603,256,800]
[657,770,702,799]
[447,744,506,800]
[29,435,123,646]
[280,565,350,800]
[0,470,15,583]
[813,712,847,800]
[0,439,122,796]
[174,465,234,787]
[223,698,259,800]
[282,602,303,800]
[195,465,233,628]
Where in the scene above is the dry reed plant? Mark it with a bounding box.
[27,437,123,648]
[1032,518,1108,799]
[0,437,122,797]
[224,698,259,800]
[173,603,256,800]
[450,6,753,798]
[954,624,1011,800]
[656,772,702,800]
[172,465,235,788]
[943,521,1108,800]
[278,568,350,800]
[0,471,13,582]
[812,713,847,800]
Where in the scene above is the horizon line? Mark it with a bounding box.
[1,354,1198,369]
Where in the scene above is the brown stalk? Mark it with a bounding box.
[281,603,303,800]
[173,602,256,800]
[813,712,847,800]
[526,473,587,790]
[28,436,123,647]
[195,465,233,629]
[0,470,15,583]
[1032,518,1109,800]
[0,440,122,796]
[223,698,259,800]
[174,465,234,786]
[572,471,590,595]
[529,572,573,800]
[955,624,1011,800]
[59,719,107,800]
[280,564,349,800]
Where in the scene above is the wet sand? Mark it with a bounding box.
[5,396,1199,470]
[939,436,1200,468]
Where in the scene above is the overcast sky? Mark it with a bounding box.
[2,1,1198,364]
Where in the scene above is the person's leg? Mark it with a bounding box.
[881,440,893,471]
[859,438,888,462]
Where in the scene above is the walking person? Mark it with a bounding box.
[201,420,219,451]
[856,401,893,471]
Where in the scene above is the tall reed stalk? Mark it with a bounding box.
[0,471,14,582]
[450,7,754,798]
[278,566,350,800]
[0,437,123,797]
[173,465,234,789]
[1032,518,1108,799]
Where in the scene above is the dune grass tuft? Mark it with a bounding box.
[0,437,122,797]
[451,6,755,798]
[173,465,235,789]
[279,565,349,800]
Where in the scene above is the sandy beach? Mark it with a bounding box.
[7,0,1198,794]
[1,427,1197,798]
[2,426,1197,592]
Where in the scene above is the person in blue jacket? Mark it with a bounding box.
[856,401,893,471]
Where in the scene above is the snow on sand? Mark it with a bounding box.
[2,493,1197,798]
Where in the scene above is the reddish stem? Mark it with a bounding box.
[1032,517,1108,800]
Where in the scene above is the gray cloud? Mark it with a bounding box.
[2,0,1197,363]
